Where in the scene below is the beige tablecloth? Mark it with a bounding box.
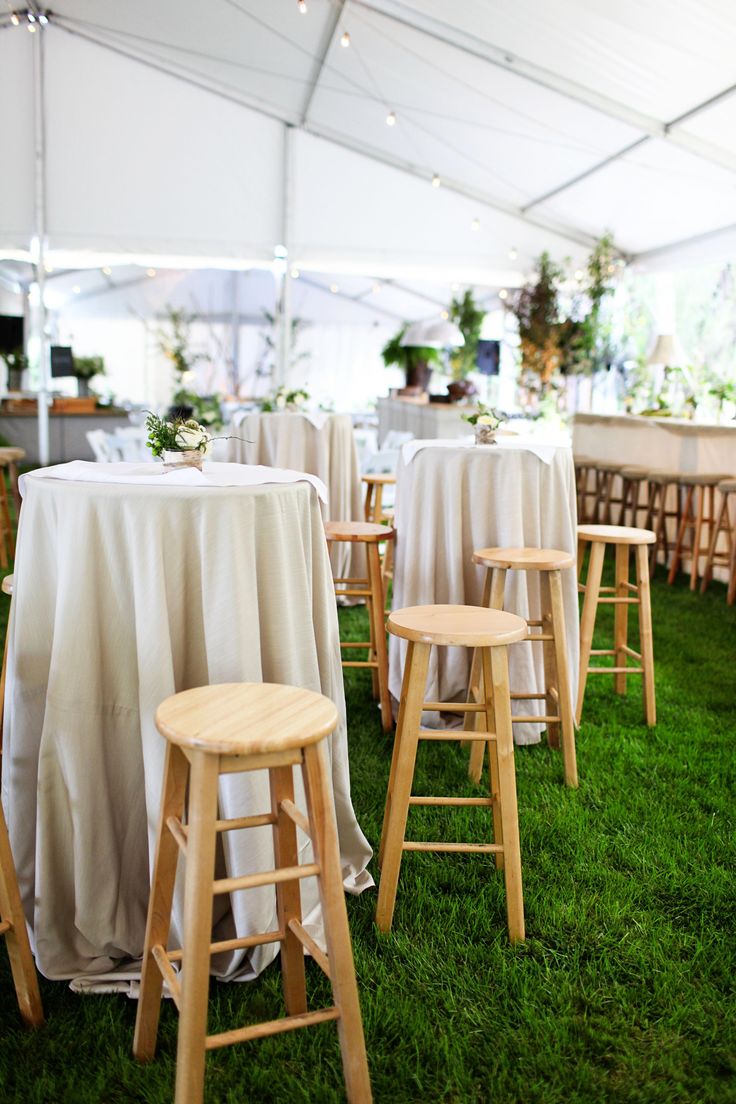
[2,472,372,986]
[389,443,579,744]
[228,412,365,579]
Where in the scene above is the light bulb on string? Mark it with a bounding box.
[471,218,480,231]
[440,310,449,320]
[385,110,396,127]
[499,288,508,301]
[330,283,339,294]
[38,13,48,24]
[10,12,19,24]
[431,174,441,188]
[290,266,300,278]
[508,247,518,261]
[297,0,307,13]
[146,268,156,278]
[340,30,350,47]
[72,285,81,294]
[574,269,584,282]
[102,266,112,276]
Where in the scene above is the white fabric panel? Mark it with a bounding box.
[0,30,34,250]
[43,27,283,257]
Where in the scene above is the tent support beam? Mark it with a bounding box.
[300,0,346,126]
[355,0,736,176]
[633,221,736,263]
[52,16,600,253]
[32,19,50,467]
[276,124,294,389]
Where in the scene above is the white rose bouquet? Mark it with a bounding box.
[145,412,212,458]
[461,403,506,430]
[261,385,310,412]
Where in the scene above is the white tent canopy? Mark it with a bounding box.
[2,0,736,277]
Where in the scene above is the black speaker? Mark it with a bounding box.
[50,346,75,378]
[476,339,500,376]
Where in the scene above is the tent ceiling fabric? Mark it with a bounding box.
[1,0,736,273]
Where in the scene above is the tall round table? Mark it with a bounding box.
[2,463,372,986]
[389,440,580,743]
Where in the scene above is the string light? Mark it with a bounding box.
[340,30,350,47]
[43,262,53,273]
[38,12,48,23]
[451,282,459,292]
[371,283,381,294]
[330,283,339,294]
[290,266,300,278]
[440,310,449,320]
[10,12,19,24]
[574,269,584,281]
[508,247,518,261]
[102,266,112,276]
[146,268,156,278]
[297,0,307,12]
[431,174,441,188]
[471,218,480,231]
[385,110,396,127]
[499,288,508,301]
[72,285,81,294]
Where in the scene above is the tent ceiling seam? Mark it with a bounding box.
[300,0,347,126]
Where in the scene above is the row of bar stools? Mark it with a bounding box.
[701,478,736,604]
[643,470,682,577]
[376,604,528,943]
[574,455,596,523]
[466,548,578,788]
[668,471,732,590]
[0,446,25,522]
[134,682,371,1104]
[593,461,625,524]
[0,456,16,568]
[577,525,656,726]
[618,466,649,528]
[0,793,44,1027]
[325,521,394,732]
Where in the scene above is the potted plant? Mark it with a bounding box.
[1,348,28,392]
[72,355,105,398]
[381,326,441,393]
[462,402,506,445]
[447,289,486,401]
[145,411,213,471]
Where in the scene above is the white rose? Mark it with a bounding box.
[477,414,495,425]
[176,422,207,450]
[276,393,286,409]
[293,392,306,407]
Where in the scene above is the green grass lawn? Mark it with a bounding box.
[0,561,734,1103]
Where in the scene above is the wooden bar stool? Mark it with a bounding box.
[700,478,736,604]
[0,446,25,522]
[576,525,656,727]
[376,604,528,943]
[0,457,15,567]
[668,472,732,590]
[573,456,596,523]
[618,466,649,527]
[643,470,682,577]
[362,473,396,525]
[593,461,625,524]
[467,548,577,788]
[325,521,394,732]
[0,573,13,752]
[0,797,44,1027]
[134,682,372,1104]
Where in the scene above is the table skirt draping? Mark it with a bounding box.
[389,444,580,744]
[2,476,373,986]
[228,412,366,581]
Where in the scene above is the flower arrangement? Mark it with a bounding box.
[462,403,506,445]
[145,412,212,461]
[260,385,310,412]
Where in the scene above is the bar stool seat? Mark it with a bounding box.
[576,525,656,727]
[469,547,577,787]
[134,682,372,1104]
[377,604,528,943]
[325,520,394,731]
[362,473,396,525]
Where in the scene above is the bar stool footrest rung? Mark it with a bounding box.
[205,1007,341,1050]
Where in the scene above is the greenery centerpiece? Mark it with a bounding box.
[145,411,212,471]
[260,384,311,412]
[462,402,506,445]
[380,327,441,393]
[1,348,28,392]
[72,355,105,398]
[448,289,486,400]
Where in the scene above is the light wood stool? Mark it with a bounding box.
[668,472,732,591]
[377,604,528,943]
[576,525,656,727]
[643,470,682,577]
[362,473,396,525]
[0,458,15,567]
[325,520,394,732]
[0,788,44,1027]
[468,548,577,788]
[618,466,649,528]
[0,447,25,521]
[0,573,13,752]
[700,478,736,604]
[134,682,372,1104]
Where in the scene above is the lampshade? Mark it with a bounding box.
[400,319,465,348]
[647,334,686,367]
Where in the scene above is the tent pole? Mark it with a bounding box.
[276,124,294,389]
[230,271,240,394]
[32,21,50,467]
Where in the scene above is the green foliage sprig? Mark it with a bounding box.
[449,289,486,380]
[380,327,441,372]
[145,412,211,458]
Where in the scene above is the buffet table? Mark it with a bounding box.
[0,409,132,464]
[389,439,579,744]
[3,462,372,985]
[572,413,736,475]
[377,396,470,445]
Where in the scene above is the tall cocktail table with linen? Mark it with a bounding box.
[389,439,580,744]
[228,411,365,579]
[2,461,372,986]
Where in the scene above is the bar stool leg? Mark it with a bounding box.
[376,641,430,932]
[635,545,656,727]
[269,764,308,1016]
[302,742,372,1104]
[468,568,504,784]
[0,804,43,1027]
[477,653,504,871]
[379,641,414,868]
[614,544,630,696]
[547,570,577,788]
[539,572,560,750]
[134,742,189,1061]
[484,647,524,943]
[367,543,392,731]
[700,495,728,593]
[175,750,220,1104]
[669,485,693,584]
[690,486,706,591]
[576,540,605,725]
